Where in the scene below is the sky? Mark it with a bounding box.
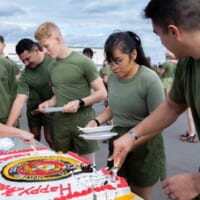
[0,0,166,64]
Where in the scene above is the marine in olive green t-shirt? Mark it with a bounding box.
[17,55,54,128]
[108,65,166,187]
[169,57,200,136]
[18,55,53,102]
[0,57,17,123]
[47,51,99,154]
[160,61,176,89]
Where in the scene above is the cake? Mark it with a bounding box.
[0,147,142,200]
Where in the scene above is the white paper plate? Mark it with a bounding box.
[43,107,64,113]
[78,125,114,133]
[79,132,118,140]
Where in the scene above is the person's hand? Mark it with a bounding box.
[85,119,98,128]
[63,100,79,113]
[38,101,49,112]
[108,133,135,168]
[18,130,35,146]
[162,173,199,200]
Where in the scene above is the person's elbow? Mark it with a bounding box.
[167,96,187,115]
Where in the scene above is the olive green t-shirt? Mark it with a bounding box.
[17,55,53,102]
[108,65,164,127]
[48,51,99,106]
[0,57,17,119]
[99,65,112,78]
[108,66,166,183]
[169,57,200,135]
[6,57,20,75]
[160,61,176,79]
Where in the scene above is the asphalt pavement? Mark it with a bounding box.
[19,102,200,200]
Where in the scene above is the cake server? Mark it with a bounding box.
[111,166,119,182]
[111,156,120,182]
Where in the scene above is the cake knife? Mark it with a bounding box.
[111,156,120,182]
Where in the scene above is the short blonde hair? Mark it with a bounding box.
[35,22,61,41]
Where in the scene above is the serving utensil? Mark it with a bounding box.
[111,156,120,182]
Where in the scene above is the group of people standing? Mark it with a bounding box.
[1,0,200,199]
[0,24,165,199]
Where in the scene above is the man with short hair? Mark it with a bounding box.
[82,47,93,59]
[111,0,200,199]
[7,38,56,150]
[35,22,107,163]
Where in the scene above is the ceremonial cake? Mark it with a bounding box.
[0,147,142,200]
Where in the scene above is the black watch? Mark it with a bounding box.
[79,99,85,108]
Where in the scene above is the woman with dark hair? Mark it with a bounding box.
[86,31,166,200]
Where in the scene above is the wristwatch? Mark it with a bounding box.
[128,130,138,140]
[79,99,85,108]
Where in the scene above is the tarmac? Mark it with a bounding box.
[19,102,200,200]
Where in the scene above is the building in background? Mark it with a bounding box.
[4,44,105,71]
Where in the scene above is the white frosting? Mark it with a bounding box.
[0,138,15,151]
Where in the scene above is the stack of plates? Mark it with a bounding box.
[78,125,117,140]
